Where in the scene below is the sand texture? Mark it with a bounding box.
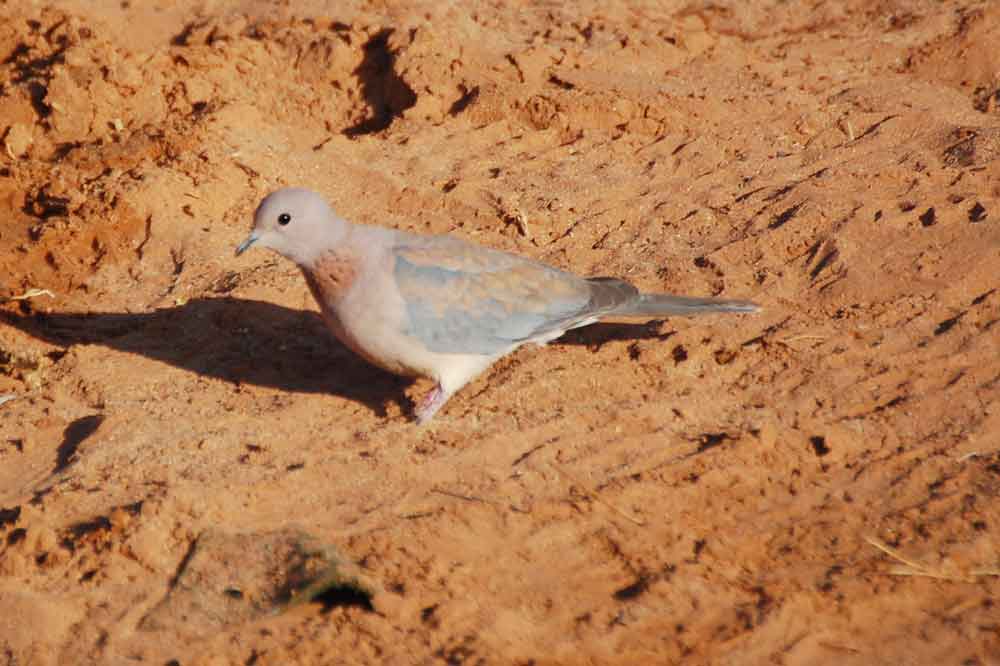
[1,1,998,664]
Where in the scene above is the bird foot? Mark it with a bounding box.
[415,384,448,424]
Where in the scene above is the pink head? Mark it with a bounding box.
[236,188,347,266]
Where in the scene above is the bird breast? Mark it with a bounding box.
[302,250,360,307]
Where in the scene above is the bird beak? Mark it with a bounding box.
[235,233,258,256]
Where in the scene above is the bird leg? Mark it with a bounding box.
[415,383,450,424]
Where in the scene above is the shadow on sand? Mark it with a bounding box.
[2,297,676,418]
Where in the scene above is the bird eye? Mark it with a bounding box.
[277,213,291,226]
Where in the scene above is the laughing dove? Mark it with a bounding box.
[236,188,758,422]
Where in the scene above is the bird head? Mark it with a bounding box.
[236,188,346,266]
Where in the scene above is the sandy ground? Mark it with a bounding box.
[1,0,999,664]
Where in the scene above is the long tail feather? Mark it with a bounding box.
[614,292,759,317]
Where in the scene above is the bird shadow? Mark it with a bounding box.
[558,319,676,349]
[1,298,674,419]
[0,297,410,418]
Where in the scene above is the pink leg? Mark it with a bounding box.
[415,383,450,424]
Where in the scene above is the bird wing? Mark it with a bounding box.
[392,236,606,355]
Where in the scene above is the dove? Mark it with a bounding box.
[236,188,759,423]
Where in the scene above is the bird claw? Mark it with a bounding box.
[415,384,447,424]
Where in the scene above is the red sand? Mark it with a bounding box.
[1,1,998,664]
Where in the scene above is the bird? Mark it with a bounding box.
[236,188,759,423]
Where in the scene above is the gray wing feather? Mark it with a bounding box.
[393,239,622,355]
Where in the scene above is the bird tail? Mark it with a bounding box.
[585,277,759,317]
[615,292,759,317]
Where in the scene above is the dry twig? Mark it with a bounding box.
[2,288,55,302]
[866,536,1000,582]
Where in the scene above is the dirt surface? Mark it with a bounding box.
[1,1,999,664]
